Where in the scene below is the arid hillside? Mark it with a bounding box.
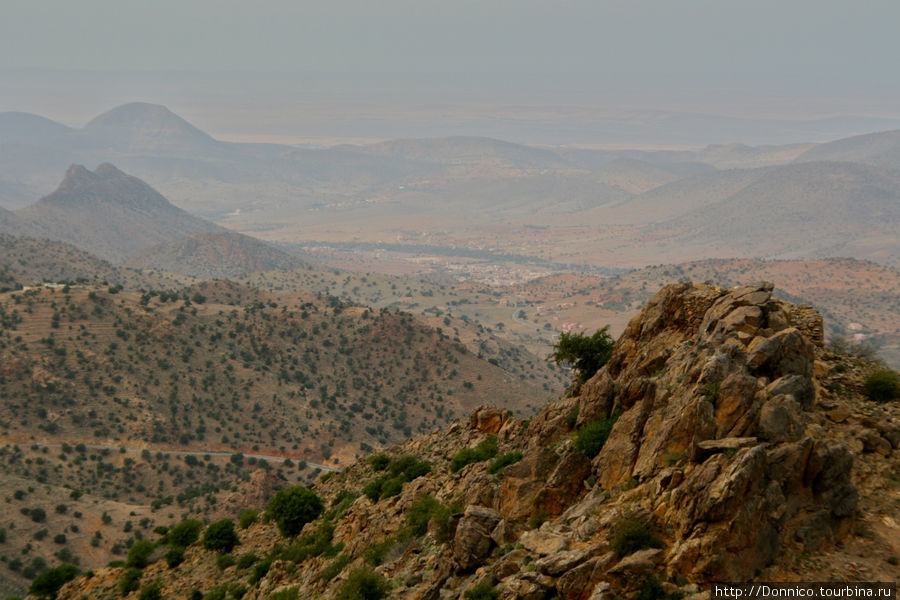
[0,283,553,465]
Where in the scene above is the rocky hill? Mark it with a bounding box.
[49,282,899,599]
[125,231,311,279]
[81,103,224,157]
[14,163,222,262]
[795,129,900,170]
[0,234,188,290]
[0,283,548,465]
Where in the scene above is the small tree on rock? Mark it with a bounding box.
[550,327,614,385]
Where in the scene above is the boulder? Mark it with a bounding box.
[758,395,804,443]
[498,572,555,600]
[520,529,569,555]
[453,506,502,571]
[470,406,509,434]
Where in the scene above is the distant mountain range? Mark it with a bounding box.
[1,103,898,269]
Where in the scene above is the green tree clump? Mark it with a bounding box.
[167,519,203,547]
[267,486,325,537]
[551,327,614,385]
[126,539,156,569]
[202,519,239,553]
[367,453,390,471]
[28,564,79,599]
[864,368,900,403]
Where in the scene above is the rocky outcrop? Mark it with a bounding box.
[568,282,856,579]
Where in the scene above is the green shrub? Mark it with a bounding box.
[326,490,360,520]
[451,436,498,472]
[138,580,163,600]
[237,509,258,529]
[404,495,442,537]
[268,587,299,600]
[119,568,142,596]
[367,453,390,471]
[611,517,663,558]
[167,519,203,547]
[864,368,900,403]
[29,508,47,523]
[363,537,395,566]
[267,487,324,537]
[165,545,185,568]
[202,519,239,553]
[575,415,617,458]
[635,574,669,600]
[379,477,404,500]
[488,452,523,474]
[126,539,156,569]
[464,580,499,600]
[362,477,386,502]
[278,521,341,563]
[249,558,272,585]
[318,553,351,582]
[28,564,79,599]
[236,553,258,570]
[333,568,390,600]
[215,553,236,571]
[550,327,614,384]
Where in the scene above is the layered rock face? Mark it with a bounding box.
[56,282,898,600]
[558,282,856,578]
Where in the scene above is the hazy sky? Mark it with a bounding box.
[3,0,899,146]
[2,0,898,84]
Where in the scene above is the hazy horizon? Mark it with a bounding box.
[3,1,900,147]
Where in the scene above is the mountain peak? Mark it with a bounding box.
[17,164,222,261]
[83,103,219,153]
[93,162,126,178]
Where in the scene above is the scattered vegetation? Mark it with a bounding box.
[362,455,432,501]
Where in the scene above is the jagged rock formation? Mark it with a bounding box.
[53,282,900,600]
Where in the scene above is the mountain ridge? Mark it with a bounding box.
[14,163,223,261]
